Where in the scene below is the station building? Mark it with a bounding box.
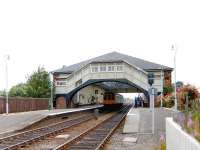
[52,52,173,108]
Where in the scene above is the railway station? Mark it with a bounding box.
[0,52,185,150]
[1,0,200,149]
[52,51,173,109]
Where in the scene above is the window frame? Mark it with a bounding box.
[95,90,98,94]
[91,66,99,73]
[55,81,67,87]
[107,65,115,72]
[99,65,107,72]
[116,65,123,72]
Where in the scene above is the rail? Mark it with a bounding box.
[54,105,131,150]
[0,114,95,150]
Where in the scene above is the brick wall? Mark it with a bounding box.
[0,97,49,114]
[164,70,172,87]
[56,96,66,109]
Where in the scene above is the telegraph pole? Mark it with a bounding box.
[50,73,54,110]
[172,45,177,110]
[160,66,163,107]
[5,54,10,114]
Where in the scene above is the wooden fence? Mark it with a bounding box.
[0,97,49,114]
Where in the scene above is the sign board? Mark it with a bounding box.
[148,87,157,95]
[148,73,154,86]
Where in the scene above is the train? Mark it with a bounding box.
[103,92,124,108]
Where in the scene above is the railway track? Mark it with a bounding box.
[54,105,131,150]
[0,114,95,150]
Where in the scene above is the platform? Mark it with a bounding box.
[123,107,140,133]
[0,105,103,135]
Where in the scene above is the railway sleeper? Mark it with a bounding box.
[70,145,96,149]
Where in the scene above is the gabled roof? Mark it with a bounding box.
[52,51,172,74]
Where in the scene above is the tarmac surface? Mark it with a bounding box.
[0,105,102,135]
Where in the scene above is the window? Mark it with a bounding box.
[108,66,115,72]
[56,81,67,86]
[95,90,98,94]
[100,65,106,72]
[165,76,170,80]
[91,66,98,73]
[90,63,123,73]
[116,65,123,72]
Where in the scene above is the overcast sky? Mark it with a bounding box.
[0,0,200,91]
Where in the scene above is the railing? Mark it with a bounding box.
[166,118,200,150]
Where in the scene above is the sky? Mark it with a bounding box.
[0,0,200,91]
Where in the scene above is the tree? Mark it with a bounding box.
[9,83,27,97]
[0,90,6,97]
[8,67,51,98]
[26,67,51,98]
[176,81,184,88]
[177,84,199,109]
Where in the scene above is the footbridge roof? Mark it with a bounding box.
[53,51,172,74]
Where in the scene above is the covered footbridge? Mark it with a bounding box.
[52,52,172,108]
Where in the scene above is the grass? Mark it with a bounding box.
[155,143,166,150]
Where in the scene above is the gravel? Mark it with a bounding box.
[20,112,115,150]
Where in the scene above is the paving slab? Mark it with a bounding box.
[123,137,138,143]
[0,105,103,135]
[123,108,140,133]
[105,107,178,150]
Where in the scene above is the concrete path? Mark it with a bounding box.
[0,105,102,135]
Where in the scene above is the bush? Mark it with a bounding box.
[175,100,200,142]
[160,143,166,150]
[155,141,166,150]
[162,95,174,108]
[163,86,173,96]
[163,100,174,108]
[9,83,28,97]
[177,84,199,110]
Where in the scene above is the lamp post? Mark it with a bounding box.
[50,73,54,110]
[171,45,177,110]
[5,54,10,114]
[148,73,155,134]
[160,66,164,107]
